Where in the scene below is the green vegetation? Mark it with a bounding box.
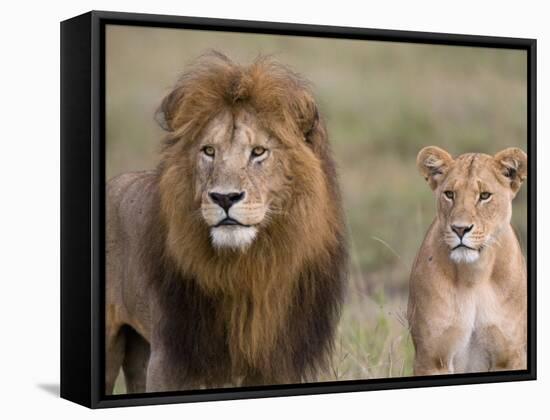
[106,25,527,390]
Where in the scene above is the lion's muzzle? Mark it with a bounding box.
[202,188,266,250]
[447,223,482,264]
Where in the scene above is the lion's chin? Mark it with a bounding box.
[210,225,258,251]
[450,247,480,264]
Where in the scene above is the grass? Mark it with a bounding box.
[106,26,528,393]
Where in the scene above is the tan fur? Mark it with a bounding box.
[105,52,347,393]
[408,146,527,375]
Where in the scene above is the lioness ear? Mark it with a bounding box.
[494,147,527,194]
[417,146,454,190]
[155,86,185,132]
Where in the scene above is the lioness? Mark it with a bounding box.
[408,146,527,375]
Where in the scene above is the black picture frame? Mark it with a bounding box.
[60,10,537,409]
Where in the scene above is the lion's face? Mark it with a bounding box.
[435,155,514,264]
[157,53,339,259]
[417,146,527,264]
[196,109,286,250]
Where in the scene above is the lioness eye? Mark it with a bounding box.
[480,192,492,200]
[251,146,267,157]
[202,146,215,157]
[444,191,454,200]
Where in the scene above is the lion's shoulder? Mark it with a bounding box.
[107,170,157,201]
[108,170,158,209]
[106,170,160,249]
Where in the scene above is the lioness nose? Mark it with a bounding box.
[451,224,474,239]
[209,191,245,212]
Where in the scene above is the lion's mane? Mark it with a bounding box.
[143,52,347,386]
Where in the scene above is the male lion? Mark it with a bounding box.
[407,146,527,375]
[105,52,347,393]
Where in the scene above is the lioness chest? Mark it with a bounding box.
[446,281,514,373]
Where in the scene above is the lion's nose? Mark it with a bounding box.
[451,224,474,239]
[209,191,245,212]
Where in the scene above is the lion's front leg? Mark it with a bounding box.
[480,325,527,372]
[146,348,188,393]
[412,341,455,376]
[413,352,454,376]
[411,325,471,376]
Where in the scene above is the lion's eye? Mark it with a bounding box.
[444,191,454,200]
[202,146,215,157]
[480,192,492,201]
[251,146,267,158]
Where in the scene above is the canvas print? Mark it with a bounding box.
[104,25,528,395]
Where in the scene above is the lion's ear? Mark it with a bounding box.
[155,86,185,132]
[294,90,324,145]
[494,147,527,194]
[417,146,454,190]
[303,105,320,144]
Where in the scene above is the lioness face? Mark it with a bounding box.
[196,109,283,250]
[417,146,527,264]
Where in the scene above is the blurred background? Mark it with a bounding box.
[106,24,527,391]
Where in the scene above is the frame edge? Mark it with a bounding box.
[60,11,94,409]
